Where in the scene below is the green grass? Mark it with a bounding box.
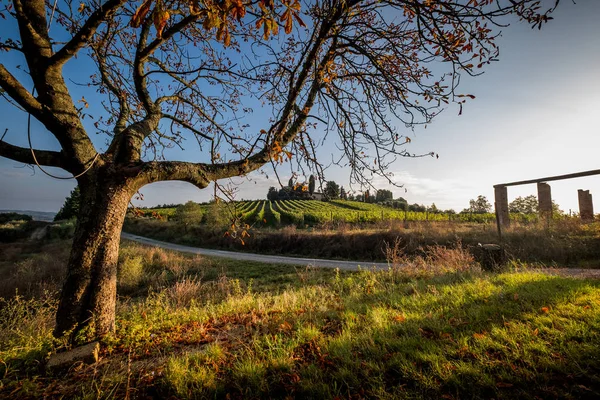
[0,239,599,398]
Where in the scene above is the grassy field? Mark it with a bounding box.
[1,238,599,399]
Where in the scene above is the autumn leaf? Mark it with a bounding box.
[131,0,153,28]
[78,3,86,13]
[230,0,246,21]
[473,332,486,339]
[189,0,201,15]
[154,8,170,38]
[540,306,549,314]
[279,321,293,332]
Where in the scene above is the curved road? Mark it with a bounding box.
[121,232,389,271]
[121,233,600,278]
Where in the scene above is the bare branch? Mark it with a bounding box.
[50,0,128,67]
[0,139,66,169]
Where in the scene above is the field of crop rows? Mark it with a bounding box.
[133,200,536,226]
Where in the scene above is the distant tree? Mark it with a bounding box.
[278,187,292,200]
[509,195,538,214]
[267,187,279,201]
[444,209,457,215]
[509,195,563,215]
[340,186,347,200]
[324,181,340,199]
[364,190,371,203]
[54,187,81,221]
[375,189,393,203]
[393,197,408,210]
[409,203,426,212]
[429,203,439,213]
[174,201,203,231]
[465,195,492,213]
[308,175,316,195]
[203,202,229,230]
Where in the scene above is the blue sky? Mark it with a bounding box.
[1,1,599,213]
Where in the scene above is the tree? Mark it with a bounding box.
[509,195,538,214]
[340,186,347,200]
[324,180,340,199]
[429,203,438,213]
[375,189,393,203]
[408,203,426,212]
[0,0,559,341]
[509,195,563,215]
[308,175,316,196]
[267,187,279,201]
[465,195,492,214]
[54,187,81,221]
[174,201,203,231]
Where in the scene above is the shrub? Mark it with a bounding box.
[174,201,204,230]
[202,203,229,230]
[118,255,145,290]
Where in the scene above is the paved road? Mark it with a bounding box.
[121,232,390,271]
[121,233,600,279]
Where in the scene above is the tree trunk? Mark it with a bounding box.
[54,171,132,341]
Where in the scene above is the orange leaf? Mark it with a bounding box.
[532,328,539,336]
[393,315,406,323]
[473,332,486,339]
[131,0,153,28]
[540,307,549,314]
[153,9,170,38]
[279,321,293,331]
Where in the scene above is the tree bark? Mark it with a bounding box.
[54,168,133,340]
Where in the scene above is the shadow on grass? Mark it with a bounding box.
[325,272,600,399]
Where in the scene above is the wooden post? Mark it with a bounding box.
[494,185,509,229]
[495,202,502,240]
[537,182,552,228]
[578,190,594,221]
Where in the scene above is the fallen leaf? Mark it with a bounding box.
[393,315,406,323]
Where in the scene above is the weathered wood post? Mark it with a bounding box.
[494,185,509,238]
[578,189,594,221]
[537,182,552,228]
